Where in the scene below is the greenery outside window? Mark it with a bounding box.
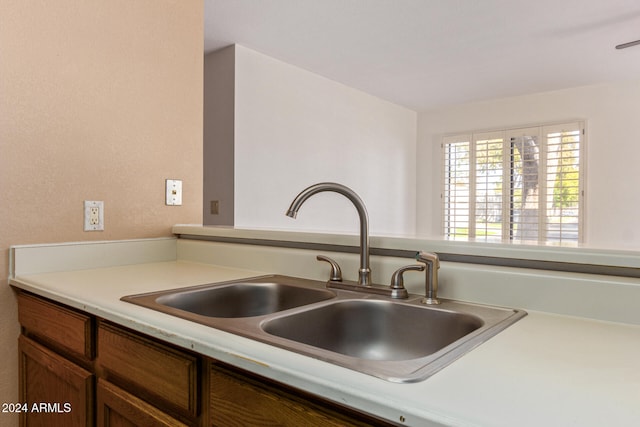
[442,122,584,244]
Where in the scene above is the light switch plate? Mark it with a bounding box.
[166,179,182,206]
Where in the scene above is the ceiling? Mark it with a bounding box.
[204,0,640,111]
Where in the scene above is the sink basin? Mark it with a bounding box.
[122,275,526,382]
[155,281,335,318]
[122,275,335,318]
[262,300,483,361]
[260,298,525,381]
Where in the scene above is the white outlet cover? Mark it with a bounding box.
[166,179,183,206]
[84,201,104,231]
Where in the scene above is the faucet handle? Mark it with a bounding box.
[389,264,425,299]
[316,255,342,282]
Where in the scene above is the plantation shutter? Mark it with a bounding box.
[542,122,583,243]
[442,121,584,244]
[442,134,471,239]
[473,131,505,241]
[507,127,541,243]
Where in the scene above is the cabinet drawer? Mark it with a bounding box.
[17,292,93,362]
[98,322,199,418]
[209,363,388,427]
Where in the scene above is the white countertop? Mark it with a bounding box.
[11,260,640,427]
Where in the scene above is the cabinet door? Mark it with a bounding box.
[96,379,189,427]
[19,335,93,427]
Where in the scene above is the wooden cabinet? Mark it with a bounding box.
[209,363,392,427]
[96,379,188,427]
[17,291,95,427]
[17,292,94,366]
[17,291,394,427]
[97,321,200,423]
[17,292,195,427]
[18,335,93,427]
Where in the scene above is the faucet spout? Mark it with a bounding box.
[286,182,371,286]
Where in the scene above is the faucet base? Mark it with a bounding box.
[421,297,441,305]
[327,280,409,299]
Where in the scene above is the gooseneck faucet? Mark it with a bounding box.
[286,182,372,286]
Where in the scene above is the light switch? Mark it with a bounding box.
[165,179,182,206]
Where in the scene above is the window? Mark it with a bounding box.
[442,122,584,244]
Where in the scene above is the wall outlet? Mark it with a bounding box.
[84,201,104,231]
[166,179,183,206]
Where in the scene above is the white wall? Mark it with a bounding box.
[233,45,418,236]
[417,78,640,250]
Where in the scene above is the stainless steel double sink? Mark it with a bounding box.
[122,275,526,382]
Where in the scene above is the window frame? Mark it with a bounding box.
[441,121,586,245]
